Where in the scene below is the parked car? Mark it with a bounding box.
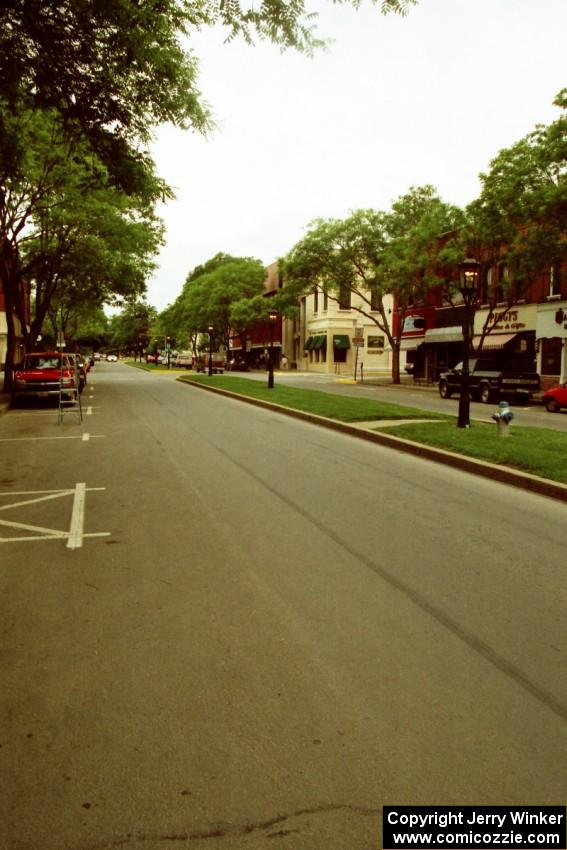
[106,354,118,362]
[175,352,193,368]
[542,384,567,412]
[12,352,80,403]
[438,358,540,404]
[226,356,248,371]
[67,353,87,391]
[194,354,225,374]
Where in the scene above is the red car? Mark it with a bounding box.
[542,384,567,412]
[12,352,82,403]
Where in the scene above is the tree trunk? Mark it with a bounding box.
[391,342,401,384]
[2,279,17,393]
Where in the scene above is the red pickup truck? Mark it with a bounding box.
[12,352,84,403]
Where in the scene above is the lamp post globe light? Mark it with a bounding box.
[207,325,214,376]
[267,310,278,389]
[457,257,481,429]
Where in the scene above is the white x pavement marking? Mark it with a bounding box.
[0,484,110,548]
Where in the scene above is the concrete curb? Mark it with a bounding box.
[178,377,567,505]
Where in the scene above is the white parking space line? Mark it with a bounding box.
[0,485,109,549]
[0,435,104,443]
[67,482,86,549]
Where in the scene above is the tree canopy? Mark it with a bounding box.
[464,88,567,299]
[284,187,460,381]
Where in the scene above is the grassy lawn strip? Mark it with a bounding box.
[179,374,450,422]
[383,421,567,484]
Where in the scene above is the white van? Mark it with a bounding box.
[175,352,193,369]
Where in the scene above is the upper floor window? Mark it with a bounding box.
[338,284,351,310]
[313,287,319,313]
[370,287,380,311]
[323,290,328,311]
[480,267,492,304]
[549,265,560,298]
[494,263,508,304]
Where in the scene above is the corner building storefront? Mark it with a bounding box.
[473,304,537,372]
[401,304,538,384]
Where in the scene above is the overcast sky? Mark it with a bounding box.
[146,0,566,312]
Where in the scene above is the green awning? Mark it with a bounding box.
[333,334,350,350]
[313,334,327,350]
[304,336,315,350]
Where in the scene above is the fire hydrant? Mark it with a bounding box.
[491,400,514,436]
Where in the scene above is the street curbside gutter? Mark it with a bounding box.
[178,378,567,505]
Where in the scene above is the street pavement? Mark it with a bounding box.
[1,363,566,850]
[3,367,567,504]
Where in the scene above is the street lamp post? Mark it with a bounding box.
[267,310,278,389]
[207,325,214,376]
[457,257,481,429]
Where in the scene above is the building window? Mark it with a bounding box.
[368,335,384,350]
[313,287,318,313]
[494,263,507,304]
[338,285,351,310]
[370,287,380,311]
[323,290,328,311]
[480,267,492,305]
[548,265,560,298]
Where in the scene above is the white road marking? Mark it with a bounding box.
[67,482,86,549]
[0,532,110,544]
[0,486,109,549]
[0,435,104,443]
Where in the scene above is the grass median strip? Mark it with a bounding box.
[380,420,567,485]
[179,374,450,422]
[180,374,567,486]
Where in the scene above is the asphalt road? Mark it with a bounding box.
[1,363,566,850]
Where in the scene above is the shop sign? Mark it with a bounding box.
[536,302,567,339]
[474,304,536,336]
[402,314,426,334]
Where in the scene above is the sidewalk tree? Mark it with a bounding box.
[284,188,460,383]
[1,0,417,385]
[179,255,267,357]
[464,88,567,332]
[379,187,462,381]
[0,0,415,192]
[0,105,164,389]
[108,301,158,358]
[437,89,567,352]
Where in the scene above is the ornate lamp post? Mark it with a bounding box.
[457,257,481,429]
[267,310,278,389]
[207,325,214,376]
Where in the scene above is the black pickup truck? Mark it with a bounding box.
[438,357,540,404]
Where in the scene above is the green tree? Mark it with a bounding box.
[108,301,158,357]
[284,189,460,382]
[72,308,111,353]
[181,256,267,356]
[464,88,567,330]
[0,105,164,388]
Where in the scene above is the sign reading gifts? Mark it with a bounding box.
[474,304,537,336]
